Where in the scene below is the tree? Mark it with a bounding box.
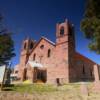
[0,14,15,65]
[81,0,100,54]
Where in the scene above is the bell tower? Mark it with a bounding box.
[55,19,76,82]
[18,38,35,80]
[56,19,75,49]
[20,38,35,67]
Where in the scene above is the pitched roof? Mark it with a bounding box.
[41,36,55,46]
[75,52,96,64]
[30,36,55,54]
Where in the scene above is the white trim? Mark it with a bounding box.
[27,61,43,68]
[42,36,55,45]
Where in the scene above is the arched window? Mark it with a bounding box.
[33,53,36,61]
[48,49,51,57]
[30,42,33,49]
[15,71,18,74]
[60,27,64,36]
[90,69,93,77]
[24,43,27,49]
[82,64,85,75]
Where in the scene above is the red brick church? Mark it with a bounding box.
[15,19,98,84]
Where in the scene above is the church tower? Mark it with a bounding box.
[55,19,76,82]
[56,19,75,50]
[19,38,35,80]
[20,38,35,66]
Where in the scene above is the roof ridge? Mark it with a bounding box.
[41,36,55,45]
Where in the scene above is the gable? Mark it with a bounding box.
[30,37,55,53]
[28,37,55,60]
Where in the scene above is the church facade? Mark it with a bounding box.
[16,19,98,84]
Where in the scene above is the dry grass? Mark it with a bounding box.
[0,82,100,100]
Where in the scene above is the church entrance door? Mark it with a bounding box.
[34,67,47,83]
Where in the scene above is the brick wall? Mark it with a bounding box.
[17,20,97,84]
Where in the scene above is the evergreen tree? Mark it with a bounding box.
[0,14,15,65]
[81,0,100,54]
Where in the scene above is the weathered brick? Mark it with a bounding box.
[15,19,98,84]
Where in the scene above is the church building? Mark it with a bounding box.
[16,19,98,84]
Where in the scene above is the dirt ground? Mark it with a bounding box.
[0,91,100,100]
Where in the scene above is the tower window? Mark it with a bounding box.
[60,27,64,36]
[40,45,44,49]
[30,42,33,49]
[24,43,27,49]
[48,49,51,57]
[33,53,36,61]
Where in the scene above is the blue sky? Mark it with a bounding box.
[0,0,100,66]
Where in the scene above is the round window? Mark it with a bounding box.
[40,45,44,49]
